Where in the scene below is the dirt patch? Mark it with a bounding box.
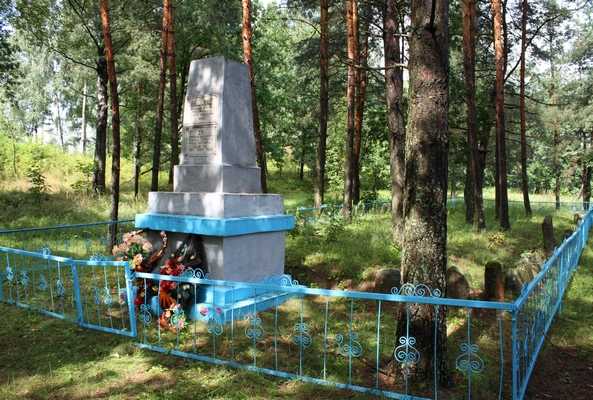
[526,345,593,399]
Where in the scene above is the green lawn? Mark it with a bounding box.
[0,172,590,399]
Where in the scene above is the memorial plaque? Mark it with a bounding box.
[187,94,219,125]
[184,124,218,156]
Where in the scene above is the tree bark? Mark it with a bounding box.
[151,0,170,192]
[167,0,179,187]
[384,0,405,243]
[491,0,510,229]
[343,0,358,219]
[314,0,330,209]
[519,0,532,216]
[401,0,449,380]
[93,51,108,194]
[462,0,485,230]
[55,94,64,150]
[353,4,369,205]
[82,81,87,153]
[582,131,591,211]
[99,0,121,248]
[134,82,143,199]
[242,0,268,193]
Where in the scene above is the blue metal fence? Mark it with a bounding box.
[0,206,591,399]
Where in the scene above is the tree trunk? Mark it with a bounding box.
[134,82,143,199]
[93,51,108,195]
[151,0,170,193]
[299,130,306,181]
[167,0,179,187]
[491,0,510,230]
[314,0,330,209]
[462,0,485,230]
[582,131,591,211]
[99,0,121,249]
[343,0,358,219]
[401,0,449,380]
[82,81,87,153]
[242,0,268,193]
[519,0,532,216]
[549,37,561,210]
[384,0,405,243]
[55,95,64,150]
[353,4,369,205]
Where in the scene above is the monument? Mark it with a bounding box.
[134,56,295,321]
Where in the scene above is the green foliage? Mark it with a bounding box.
[70,159,94,193]
[25,161,48,195]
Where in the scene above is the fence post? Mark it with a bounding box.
[124,263,138,338]
[511,310,519,400]
[70,261,84,325]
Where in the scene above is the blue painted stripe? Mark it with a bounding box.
[134,213,295,237]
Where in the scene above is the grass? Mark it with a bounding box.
[0,167,591,399]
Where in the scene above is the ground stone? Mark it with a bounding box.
[542,215,556,256]
[484,261,504,301]
[446,266,470,299]
[372,268,401,293]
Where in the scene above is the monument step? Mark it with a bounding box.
[174,164,261,193]
[188,289,300,324]
[148,191,284,218]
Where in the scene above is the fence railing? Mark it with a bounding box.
[0,206,591,399]
[289,198,588,224]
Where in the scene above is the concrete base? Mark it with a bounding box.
[148,192,284,218]
[142,230,286,282]
[174,164,261,193]
[147,275,302,324]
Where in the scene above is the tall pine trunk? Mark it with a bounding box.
[314,0,330,208]
[519,0,532,216]
[343,0,358,219]
[167,0,179,187]
[242,0,268,193]
[384,0,405,243]
[582,131,591,211]
[353,5,369,205]
[82,81,87,153]
[99,0,121,248]
[134,82,143,199]
[93,51,108,194]
[401,0,449,379]
[151,0,170,192]
[462,0,485,230]
[492,0,510,230]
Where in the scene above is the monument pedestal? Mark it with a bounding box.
[135,56,296,322]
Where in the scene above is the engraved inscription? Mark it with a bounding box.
[184,124,218,156]
[186,94,219,125]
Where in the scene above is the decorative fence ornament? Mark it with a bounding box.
[455,342,485,375]
[170,305,185,330]
[55,279,65,297]
[245,314,264,340]
[18,270,29,287]
[391,282,442,298]
[394,336,421,377]
[292,322,312,349]
[139,304,152,325]
[5,266,13,283]
[38,274,48,291]
[181,267,207,279]
[335,332,362,358]
[101,287,112,306]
